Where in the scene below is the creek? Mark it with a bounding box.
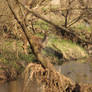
[0,79,23,92]
[55,60,92,84]
[0,59,92,92]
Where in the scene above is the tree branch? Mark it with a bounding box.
[5,0,36,56]
[18,1,92,45]
[5,0,56,71]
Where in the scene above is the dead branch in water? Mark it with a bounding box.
[23,63,75,92]
[23,63,92,92]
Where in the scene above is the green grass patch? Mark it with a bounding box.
[42,7,48,12]
[73,23,91,32]
[0,38,35,73]
[47,34,88,60]
[34,33,44,38]
[34,20,49,30]
[19,53,35,63]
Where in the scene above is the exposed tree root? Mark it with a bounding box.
[23,63,75,92]
[23,63,92,92]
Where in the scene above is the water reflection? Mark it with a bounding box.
[55,61,92,84]
[0,78,43,92]
[8,80,22,92]
[0,60,92,92]
[0,79,23,92]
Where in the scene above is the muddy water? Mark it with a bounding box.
[55,61,92,84]
[0,78,43,92]
[0,60,92,92]
[0,79,23,92]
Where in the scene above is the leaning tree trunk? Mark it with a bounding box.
[5,0,92,92]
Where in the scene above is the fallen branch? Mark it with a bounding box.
[5,0,56,71]
[16,1,92,47]
[5,0,36,56]
[67,13,83,27]
[23,63,75,92]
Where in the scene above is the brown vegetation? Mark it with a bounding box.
[23,63,75,92]
[23,63,92,92]
[0,0,92,92]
